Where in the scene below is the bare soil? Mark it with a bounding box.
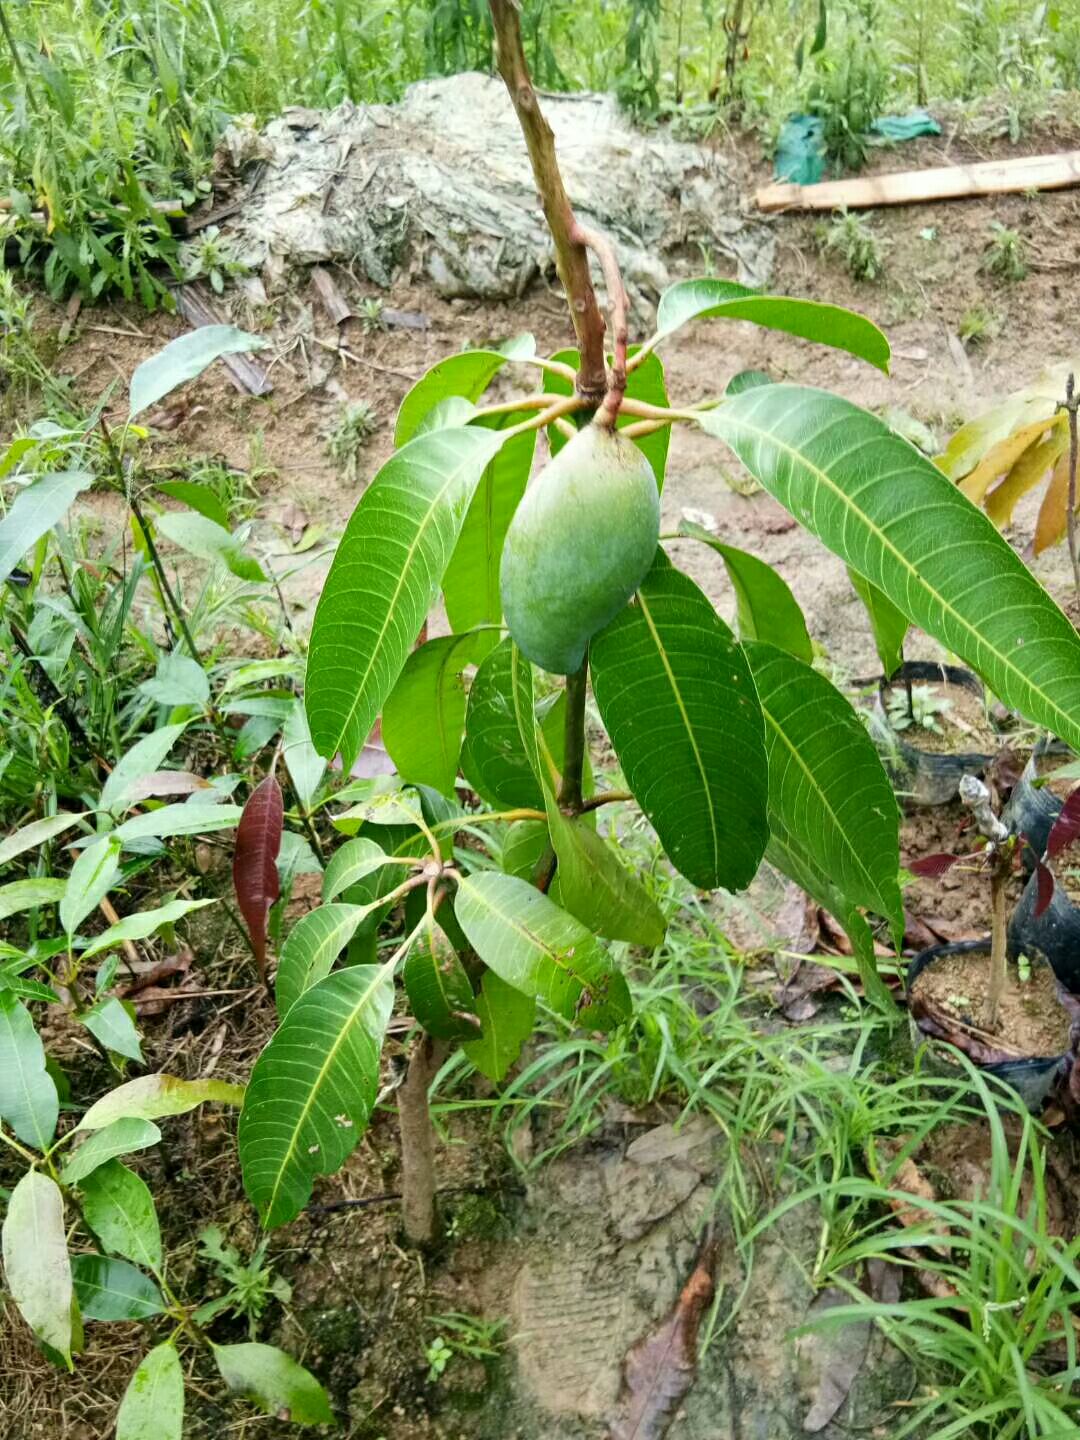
[881,676,998,755]
[912,949,1071,1056]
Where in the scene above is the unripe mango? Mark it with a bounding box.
[500,422,660,674]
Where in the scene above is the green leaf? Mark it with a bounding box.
[274,902,368,1019]
[239,962,395,1226]
[116,1344,183,1440]
[78,1074,244,1131]
[394,344,530,446]
[589,553,769,890]
[2,1172,72,1364]
[61,1118,162,1184]
[155,479,229,528]
[501,819,549,881]
[462,970,535,1081]
[0,990,58,1148]
[80,898,216,961]
[100,723,189,814]
[138,653,210,708]
[679,522,813,661]
[0,812,85,868]
[306,426,504,769]
[403,919,479,1041]
[113,803,243,844]
[544,797,666,947]
[321,837,389,901]
[61,834,121,937]
[745,641,902,932]
[71,1255,164,1321]
[702,385,1080,753]
[847,567,909,677]
[79,1160,161,1270]
[81,997,143,1063]
[155,511,266,583]
[0,877,67,920]
[382,634,476,796]
[129,326,265,418]
[654,281,890,372]
[443,427,537,638]
[543,346,671,486]
[461,638,544,809]
[282,700,326,812]
[455,872,631,1029]
[0,471,93,587]
[213,1342,333,1426]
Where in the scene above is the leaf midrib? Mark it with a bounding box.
[714,402,1080,748]
[459,878,598,994]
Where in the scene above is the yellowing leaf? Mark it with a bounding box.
[958,417,1055,504]
[984,419,1068,528]
[1035,449,1075,556]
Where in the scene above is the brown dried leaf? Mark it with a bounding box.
[1034,449,1074,556]
[958,417,1053,505]
[232,774,283,982]
[279,501,310,545]
[984,424,1068,527]
[608,1242,715,1440]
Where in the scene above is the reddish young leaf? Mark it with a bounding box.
[610,1240,716,1440]
[232,775,283,982]
[908,853,962,879]
[1034,859,1056,919]
[1047,788,1080,860]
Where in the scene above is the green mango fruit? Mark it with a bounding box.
[500,422,660,674]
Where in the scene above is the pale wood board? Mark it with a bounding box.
[756,149,1080,212]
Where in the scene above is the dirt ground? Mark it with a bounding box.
[8,113,1080,1438]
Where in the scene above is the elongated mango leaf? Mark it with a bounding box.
[233,775,283,981]
[72,1255,164,1321]
[544,795,666,947]
[0,990,58,1148]
[61,834,121,938]
[403,918,479,1041]
[116,1344,183,1440]
[679,521,812,660]
[985,426,1068,529]
[590,553,769,890]
[0,470,93,587]
[113,803,243,843]
[0,811,85,868]
[455,871,631,1028]
[382,633,476,796]
[501,818,549,881]
[282,700,326,812]
[275,902,368,1019]
[462,969,536,1081]
[3,1172,73,1362]
[848,568,908,677]
[81,996,143,1062]
[653,281,890,371]
[321,836,388,901]
[155,510,265,582]
[461,637,545,808]
[80,898,216,961]
[137,652,210,708]
[156,478,229,527]
[543,346,671,486]
[61,1118,161,1184]
[78,1074,244,1131]
[394,340,533,446]
[1035,449,1074,556]
[239,962,396,1226]
[443,425,537,639]
[80,1161,162,1270]
[701,386,1080,754]
[214,1342,334,1426]
[0,876,66,920]
[129,325,264,418]
[745,641,902,930]
[955,416,1054,505]
[306,426,504,769]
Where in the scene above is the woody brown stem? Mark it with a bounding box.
[398,1033,448,1246]
[489,0,608,408]
[573,222,629,426]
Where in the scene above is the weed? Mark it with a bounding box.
[194,1225,292,1338]
[359,297,387,334]
[887,683,953,734]
[982,221,1028,282]
[179,225,249,295]
[325,400,379,481]
[958,304,1003,346]
[817,211,887,282]
[424,1335,454,1382]
[426,1312,506,1363]
[804,12,890,172]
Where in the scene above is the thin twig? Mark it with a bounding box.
[1057,373,1080,608]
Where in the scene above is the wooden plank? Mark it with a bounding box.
[756,149,1080,212]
